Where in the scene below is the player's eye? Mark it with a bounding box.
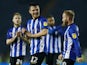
[15,18,18,19]
[36,9,38,11]
[18,18,21,19]
[32,10,35,11]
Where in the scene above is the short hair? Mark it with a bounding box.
[46,15,54,19]
[29,3,39,9]
[13,12,21,18]
[63,10,75,20]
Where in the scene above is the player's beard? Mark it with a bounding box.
[65,21,68,26]
[62,21,68,26]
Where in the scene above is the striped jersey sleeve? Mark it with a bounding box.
[69,25,82,57]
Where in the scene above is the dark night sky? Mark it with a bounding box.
[0,0,87,54]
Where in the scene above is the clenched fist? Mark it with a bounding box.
[21,28,27,34]
[58,54,63,60]
[16,31,22,37]
[77,57,83,62]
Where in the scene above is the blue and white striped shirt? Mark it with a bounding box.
[46,26,61,53]
[27,16,48,55]
[63,23,82,61]
[6,26,26,57]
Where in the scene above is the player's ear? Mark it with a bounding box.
[29,9,31,14]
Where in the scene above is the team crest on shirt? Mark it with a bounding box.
[72,33,77,39]
[43,22,47,26]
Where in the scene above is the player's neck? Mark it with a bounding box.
[68,21,74,25]
[32,16,40,20]
[14,24,20,28]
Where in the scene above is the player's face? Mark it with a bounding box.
[62,13,69,25]
[29,5,40,19]
[12,15,22,26]
[47,17,55,26]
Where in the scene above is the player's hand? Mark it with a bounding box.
[77,57,83,62]
[58,54,63,60]
[26,32,33,37]
[21,28,27,34]
[16,31,22,37]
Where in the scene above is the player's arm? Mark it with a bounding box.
[22,27,47,38]
[72,33,82,62]
[70,29,82,62]
[6,31,22,45]
[48,25,66,36]
[27,29,47,38]
[30,20,48,38]
[15,31,30,44]
[20,34,30,44]
[48,21,67,34]
[73,38,82,61]
[6,35,17,45]
[22,21,48,38]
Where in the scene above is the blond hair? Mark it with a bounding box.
[63,10,75,21]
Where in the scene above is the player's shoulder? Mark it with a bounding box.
[38,16,47,22]
[70,23,78,28]
[27,19,32,24]
[70,24,79,39]
[7,27,13,33]
[70,23,79,32]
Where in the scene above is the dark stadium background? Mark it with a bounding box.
[0,0,87,63]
